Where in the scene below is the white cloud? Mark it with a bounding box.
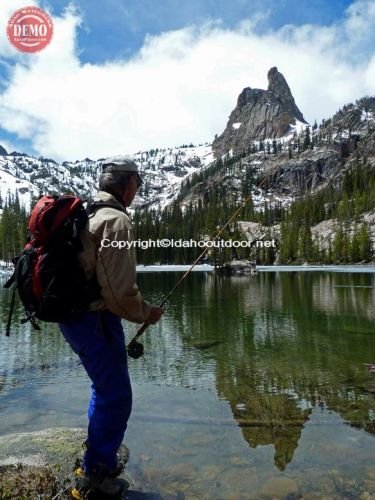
[0,0,374,161]
[0,139,17,154]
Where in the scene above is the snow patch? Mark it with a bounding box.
[0,143,215,213]
[137,264,214,272]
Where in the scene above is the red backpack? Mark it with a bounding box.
[3,195,111,335]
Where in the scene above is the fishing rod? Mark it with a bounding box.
[127,191,254,359]
[127,159,282,359]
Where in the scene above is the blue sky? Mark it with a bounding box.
[42,0,354,64]
[0,0,374,160]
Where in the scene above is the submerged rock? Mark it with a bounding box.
[191,340,222,350]
[0,463,66,499]
[0,428,86,499]
[0,428,163,499]
[260,476,299,497]
[0,428,86,473]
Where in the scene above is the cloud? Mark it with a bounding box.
[0,139,17,154]
[0,0,374,161]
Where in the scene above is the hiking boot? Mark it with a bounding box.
[72,466,127,499]
[109,444,130,478]
[82,440,130,478]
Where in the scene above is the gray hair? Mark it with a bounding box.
[99,171,134,202]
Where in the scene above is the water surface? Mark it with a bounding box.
[0,270,374,498]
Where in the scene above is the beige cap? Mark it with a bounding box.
[102,155,139,173]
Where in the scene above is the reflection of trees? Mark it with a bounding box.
[0,278,22,332]
[0,277,72,395]
[138,271,375,470]
[210,271,375,469]
[281,271,375,320]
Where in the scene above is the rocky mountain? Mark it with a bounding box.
[0,68,374,263]
[0,144,214,211]
[251,96,375,198]
[173,90,375,263]
[212,67,307,157]
[1,69,372,215]
[179,92,375,206]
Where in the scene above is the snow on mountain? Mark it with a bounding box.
[0,154,98,208]
[0,144,214,211]
[133,144,214,210]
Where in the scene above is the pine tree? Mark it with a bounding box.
[302,126,311,151]
[350,226,361,262]
[333,226,344,263]
[359,223,373,262]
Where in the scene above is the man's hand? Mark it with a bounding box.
[145,306,164,325]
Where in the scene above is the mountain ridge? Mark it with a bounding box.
[0,70,373,215]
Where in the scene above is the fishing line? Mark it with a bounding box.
[127,160,286,358]
[127,175,269,359]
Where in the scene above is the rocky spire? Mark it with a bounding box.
[213,67,307,157]
[267,67,305,123]
[0,145,8,156]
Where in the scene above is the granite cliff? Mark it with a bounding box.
[213,67,307,157]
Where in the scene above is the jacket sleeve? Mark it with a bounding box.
[95,222,152,323]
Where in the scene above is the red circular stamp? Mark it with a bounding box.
[7,6,54,53]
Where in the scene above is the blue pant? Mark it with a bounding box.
[59,310,132,474]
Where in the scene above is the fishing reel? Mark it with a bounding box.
[127,323,148,359]
[127,339,144,359]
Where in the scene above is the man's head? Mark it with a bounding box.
[99,155,142,206]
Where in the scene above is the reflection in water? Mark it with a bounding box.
[0,278,76,398]
[134,271,375,471]
[236,393,311,471]
[1,271,374,480]
[205,272,375,469]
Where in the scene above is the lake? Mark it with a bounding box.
[1,269,375,498]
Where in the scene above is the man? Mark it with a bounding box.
[59,155,163,497]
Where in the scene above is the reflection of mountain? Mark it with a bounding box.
[210,271,375,468]
[229,271,375,321]
[237,394,311,470]
[134,271,375,470]
[228,383,311,470]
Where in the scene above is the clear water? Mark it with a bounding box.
[1,270,375,498]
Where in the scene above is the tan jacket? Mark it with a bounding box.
[79,191,151,323]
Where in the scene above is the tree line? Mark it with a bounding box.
[134,159,374,265]
[0,193,28,265]
[0,158,373,266]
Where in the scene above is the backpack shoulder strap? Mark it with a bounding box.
[85,199,127,216]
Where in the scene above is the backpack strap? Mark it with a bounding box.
[3,255,42,336]
[3,272,15,290]
[85,199,127,216]
[4,279,16,337]
[4,259,18,336]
